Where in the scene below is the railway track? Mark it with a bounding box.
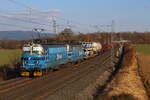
[16,55,111,100]
[0,78,22,86]
[0,50,117,100]
[0,57,88,93]
[0,78,32,93]
[35,55,112,100]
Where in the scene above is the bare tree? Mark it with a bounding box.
[59,28,74,37]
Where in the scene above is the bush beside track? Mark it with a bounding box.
[0,49,21,80]
[0,63,20,80]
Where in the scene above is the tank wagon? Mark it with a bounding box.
[21,43,84,77]
[82,42,102,57]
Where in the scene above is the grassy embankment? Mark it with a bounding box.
[136,44,150,54]
[0,49,22,80]
[0,49,22,66]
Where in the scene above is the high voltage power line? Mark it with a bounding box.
[3,0,115,33]
[0,22,31,29]
[5,0,49,30]
[6,0,61,33]
[0,14,50,26]
[56,17,93,32]
[7,0,31,9]
[56,16,115,33]
[5,0,101,33]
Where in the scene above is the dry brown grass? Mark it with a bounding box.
[138,54,150,97]
[103,93,137,100]
[102,44,148,100]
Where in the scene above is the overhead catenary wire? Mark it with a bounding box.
[7,0,32,23]
[57,16,115,33]
[6,0,62,34]
[0,9,54,32]
[0,14,51,27]
[0,22,34,29]
[6,0,50,29]
[5,0,113,33]
[5,0,94,33]
[56,17,93,33]
[7,0,31,9]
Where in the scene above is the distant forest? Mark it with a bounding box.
[0,31,150,49]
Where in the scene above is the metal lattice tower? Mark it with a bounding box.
[52,16,57,34]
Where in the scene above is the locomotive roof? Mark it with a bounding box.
[41,43,82,49]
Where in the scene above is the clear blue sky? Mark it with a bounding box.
[0,0,150,32]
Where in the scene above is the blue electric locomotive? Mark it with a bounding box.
[21,43,84,77]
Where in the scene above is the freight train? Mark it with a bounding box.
[20,42,102,77]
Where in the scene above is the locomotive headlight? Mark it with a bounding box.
[24,61,28,64]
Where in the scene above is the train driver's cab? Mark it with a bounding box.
[21,43,47,76]
[23,43,44,55]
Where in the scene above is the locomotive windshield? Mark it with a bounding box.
[23,43,44,55]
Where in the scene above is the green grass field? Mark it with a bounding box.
[136,44,150,54]
[0,49,22,66]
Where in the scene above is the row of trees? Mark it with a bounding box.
[0,40,24,49]
[48,29,150,44]
[0,28,150,49]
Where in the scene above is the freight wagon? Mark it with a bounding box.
[82,42,102,57]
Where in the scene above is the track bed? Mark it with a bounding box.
[0,50,119,100]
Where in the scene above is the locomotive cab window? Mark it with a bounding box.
[68,53,72,56]
[23,44,44,55]
[32,46,44,55]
